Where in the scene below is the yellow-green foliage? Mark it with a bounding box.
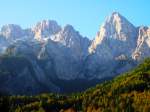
[1,58,150,112]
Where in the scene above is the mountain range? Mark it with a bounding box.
[0,12,150,95]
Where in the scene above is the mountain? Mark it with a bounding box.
[0,24,24,39]
[51,25,90,59]
[132,26,150,60]
[32,20,61,40]
[0,12,150,94]
[89,12,137,57]
[0,56,60,95]
[83,12,138,79]
[1,58,150,112]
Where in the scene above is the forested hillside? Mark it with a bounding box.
[1,58,150,112]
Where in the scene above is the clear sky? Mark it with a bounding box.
[0,0,150,39]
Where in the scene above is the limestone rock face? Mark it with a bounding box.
[132,27,150,60]
[0,12,149,80]
[82,12,139,79]
[89,12,137,60]
[32,20,61,40]
[51,25,90,59]
[0,24,24,39]
[0,12,150,94]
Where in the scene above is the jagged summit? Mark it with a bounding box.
[105,12,132,24]
[63,24,74,31]
[103,12,136,38]
[89,12,137,54]
[0,24,24,39]
[60,24,80,39]
[106,12,125,22]
[32,20,61,40]
[0,12,150,94]
[33,20,61,30]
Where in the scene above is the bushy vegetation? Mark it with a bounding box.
[1,58,150,112]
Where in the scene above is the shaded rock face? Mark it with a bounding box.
[0,24,25,41]
[0,12,150,94]
[0,56,60,95]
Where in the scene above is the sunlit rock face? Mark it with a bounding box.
[0,12,150,94]
[83,12,139,79]
[0,12,149,80]
[89,12,137,60]
[51,25,90,59]
[32,20,61,40]
[132,27,150,60]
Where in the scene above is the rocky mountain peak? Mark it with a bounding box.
[0,24,24,39]
[106,12,124,23]
[102,12,136,41]
[50,24,90,59]
[89,12,137,54]
[51,24,82,44]
[32,20,61,40]
[61,24,81,40]
[1,12,150,94]
[63,24,74,32]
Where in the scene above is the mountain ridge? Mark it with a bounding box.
[0,12,150,94]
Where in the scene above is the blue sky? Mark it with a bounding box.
[0,0,150,39]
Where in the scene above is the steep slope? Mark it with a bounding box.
[37,39,83,80]
[83,12,138,79]
[0,55,60,95]
[81,58,150,111]
[0,19,90,78]
[0,21,92,94]
[132,27,150,60]
[0,24,24,40]
[1,58,150,112]
[89,12,137,58]
[32,20,61,40]
[0,35,8,53]
[51,25,90,59]
[0,12,150,95]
